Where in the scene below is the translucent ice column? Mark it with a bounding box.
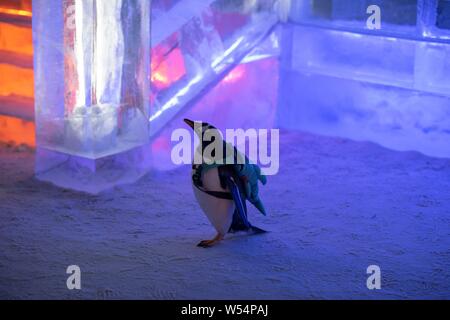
[33,0,151,193]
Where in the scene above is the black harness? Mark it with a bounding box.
[192,164,233,200]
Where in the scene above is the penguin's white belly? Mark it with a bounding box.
[193,167,235,235]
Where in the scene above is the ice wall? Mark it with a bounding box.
[278,0,450,158]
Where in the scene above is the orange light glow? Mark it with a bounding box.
[151,69,170,86]
[0,114,35,147]
[222,64,246,83]
[0,22,33,56]
[0,2,35,147]
[0,64,34,98]
[151,46,186,90]
[0,8,32,17]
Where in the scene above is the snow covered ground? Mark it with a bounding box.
[0,130,449,299]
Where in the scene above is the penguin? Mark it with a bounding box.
[184,118,267,248]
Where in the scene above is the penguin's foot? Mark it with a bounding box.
[197,233,224,248]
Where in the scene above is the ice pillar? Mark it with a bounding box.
[32,0,151,193]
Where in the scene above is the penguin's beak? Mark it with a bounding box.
[184,118,195,130]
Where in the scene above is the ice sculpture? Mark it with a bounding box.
[278,0,450,158]
[33,0,151,193]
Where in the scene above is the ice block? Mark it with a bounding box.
[33,0,151,193]
[278,1,450,158]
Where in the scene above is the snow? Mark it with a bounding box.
[0,130,449,299]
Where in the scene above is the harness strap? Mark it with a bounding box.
[192,164,233,200]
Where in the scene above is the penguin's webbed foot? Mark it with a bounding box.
[197,240,216,248]
[197,234,224,248]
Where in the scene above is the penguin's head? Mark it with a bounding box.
[184,119,218,140]
[184,119,224,159]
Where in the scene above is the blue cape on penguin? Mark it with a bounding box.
[185,119,267,247]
